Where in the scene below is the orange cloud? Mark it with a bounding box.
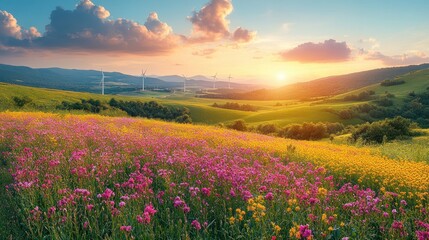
[232,27,256,43]
[189,0,256,43]
[366,51,429,66]
[0,10,40,40]
[280,39,351,63]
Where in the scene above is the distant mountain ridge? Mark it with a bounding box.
[205,63,429,100]
[0,64,259,94]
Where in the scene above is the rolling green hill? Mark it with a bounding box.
[1,67,428,127]
[206,63,429,100]
[0,83,347,126]
[333,68,429,100]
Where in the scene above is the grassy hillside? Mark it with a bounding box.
[0,83,350,126]
[333,68,429,100]
[2,66,428,128]
[210,64,429,100]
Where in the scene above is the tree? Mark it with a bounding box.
[228,120,247,131]
[13,96,32,108]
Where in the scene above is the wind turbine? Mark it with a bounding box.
[211,73,217,89]
[182,74,187,93]
[141,68,147,92]
[228,74,233,89]
[100,69,105,95]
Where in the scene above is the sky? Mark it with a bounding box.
[1,0,429,86]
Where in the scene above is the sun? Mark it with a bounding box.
[276,72,287,83]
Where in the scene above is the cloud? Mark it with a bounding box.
[0,0,181,54]
[0,10,22,39]
[189,0,255,43]
[189,0,232,42]
[192,48,217,58]
[37,0,181,53]
[232,27,256,43]
[0,10,41,41]
[1,0,255,56]
[366,51,429,66]
[280,39,352,63]
[358,37,380,50]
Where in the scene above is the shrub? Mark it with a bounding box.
[12,96,32,108]
[338,109,355,119]
[380,79,405,86]
[256,123,278,135]
[278,122,328,140]
[212,102,258,112]
[374,97,393,107]
[350,117,413,144]
[343,91,375,101]
[228,120,248,131]
[175,114,192,124]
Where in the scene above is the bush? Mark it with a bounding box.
[256,123,278,135]
[350,117,413,144]
[228,120,248,131]
[56,98,106,113]
[212,102,258,112]
[343,90,375,101]
[12,96,32,108]
[374,97,393,107]
[108,99,191,122]
[338,109,355,119]
[278,122,328,140]
[175,114,192,124]
[380,79,405,86]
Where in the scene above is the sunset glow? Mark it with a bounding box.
[1,0,428,85]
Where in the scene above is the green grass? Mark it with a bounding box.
[2,68,428,127]
[0,83,357,126]
[332,68,429,100]
[329,130,429,163]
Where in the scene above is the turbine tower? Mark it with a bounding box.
[228,74,233,89]
[182,74,187,93]
[101,69,105,95]
[141,68,147,92]
[211,73,217,89]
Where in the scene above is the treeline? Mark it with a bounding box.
[212,102,258,112]
[109,99,192,123]
[224,117,417,145]
[57,99,107,113]
[56,98,192,123]
[224,120,345,141]
[380,79,405,86]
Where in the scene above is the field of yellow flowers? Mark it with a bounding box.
[0,112,428,239]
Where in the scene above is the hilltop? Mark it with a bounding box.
[202,63,429,100]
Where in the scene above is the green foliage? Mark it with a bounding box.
[351,117,413,144]
[175,114,192,124]
[343,90,375,101]
[212,102,258,112]
[338,109,355,119]
[278,122,328,140]
[380,79,405,86]
[255,123,278,135]
[12,96,32,107]
[227,120,248,131]
[109,98,192,123]
[374,97,393,107]
[56,98,106,113]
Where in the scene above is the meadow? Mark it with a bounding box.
[0,83,355,127]
[1,112,428,239]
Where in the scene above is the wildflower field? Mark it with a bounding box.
[0,112,428,239]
